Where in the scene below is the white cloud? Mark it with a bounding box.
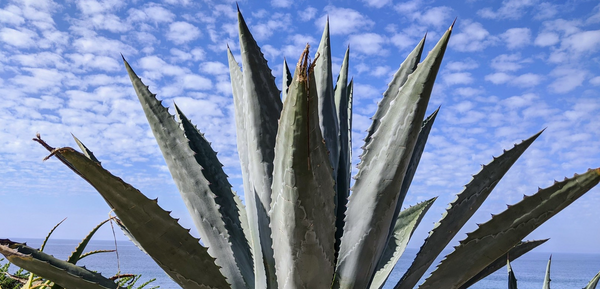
[362,0,392,9]
[534,32,559,47]
[299,6,317,22]
[590,76,600,86]
[317,6,375,35]
[534,2,558,20]
[182,74,212,90]
[501,27,531,49]
[548,67,587,93]
[478,0,537,19]
[502,93,537,109]
[167,21,201,44]
[0,6,25,25]
[445,59,478,71]
[248,13,291,40]
[561,30,600,54]
[450,21,496,52]
[348,33,387,55]
[485,72,513,84]
[200,61,228,75]
[271,0,292,8]
[77,0,124,15]
[370,66,391,77]
[455,87,484,97]
[0,27,38,48]
[73,35,136,56]
[490,53,527,72]
[129,5,175,23]
[394,0,421,14]
[415,6,453,27]
[390,33,414,49]
[443,72,474,86]
[511,73,542,87]
[66,53,121,71]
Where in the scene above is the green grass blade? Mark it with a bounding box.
[0,239,118,289]
[419,168,600,289]
[364,34,426,147]
[369,198,436,289]
[396,130,543,289]
[237,9,281,287]
[270,46,337,288]
[335,25,452,289]
[36,142,229,289]
[40,218,66,252]
[123,57,250,288]
[458,239,548,289]
[228,47,267,289]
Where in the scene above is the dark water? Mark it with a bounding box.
[4,239,599,288]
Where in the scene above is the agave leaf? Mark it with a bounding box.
[282,58,292,103]
[419,168,600,289]
[458,239,548,289]
[237,8,282,287]
[543,255,551,289]
[41,218,66,252]
[123,57,250,288]
[269,45,337,288]
[508,259,518,289]
[173,103,254,287]
[388,108,439,240]
[369,198,436,289]
[35,141,229,289]
[0,239,118,289]
[397,130,543,289]
[113,218,147,255]
[364,34,426,147]
[335,25,452,289]
[314,17,340,178]
[334,47,351,261]
[585,270,600,289]
[227,47,267,289]
[72,134,100,165]
[78,250,115,260]
[67,218,112,265]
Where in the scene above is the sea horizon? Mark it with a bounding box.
[3,238,599,289]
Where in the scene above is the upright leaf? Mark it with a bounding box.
[369,198,436,289]
[282,58,292,103]
[228,47,267,289]
[419,168,600,289]
[397,130,543,289]
[314,18,340,178]
[335,25,452,289]
[0,239,118,289]
[270,45,337,288]
[237,9,282,287]
[508,259,518,289]
[123,58,250,288]
[543,255,551,289]
[585,270,600,289]
[364,34,426,147]
[35,138,229,289]
[334,47,351,261]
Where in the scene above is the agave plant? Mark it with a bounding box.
[505,255,600,289]
[1,7,599,289]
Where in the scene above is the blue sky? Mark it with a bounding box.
[1,0,599,255]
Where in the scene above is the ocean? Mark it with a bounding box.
[3,239,599,288]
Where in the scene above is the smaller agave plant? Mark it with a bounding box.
[1,7,599,289]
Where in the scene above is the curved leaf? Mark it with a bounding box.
[0,239,118,289]
[508,259,518,289]
[419,168,600,289]
[585,270,600,289]
[35,140,229,289]
[458,239,548,289]
[543,255,551,289]
[397,130,543,289]
[335,25,452,289]
[270,45,337,288]
[123,57,249,288]
[369,198,436,289]
[282,58,292,103]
